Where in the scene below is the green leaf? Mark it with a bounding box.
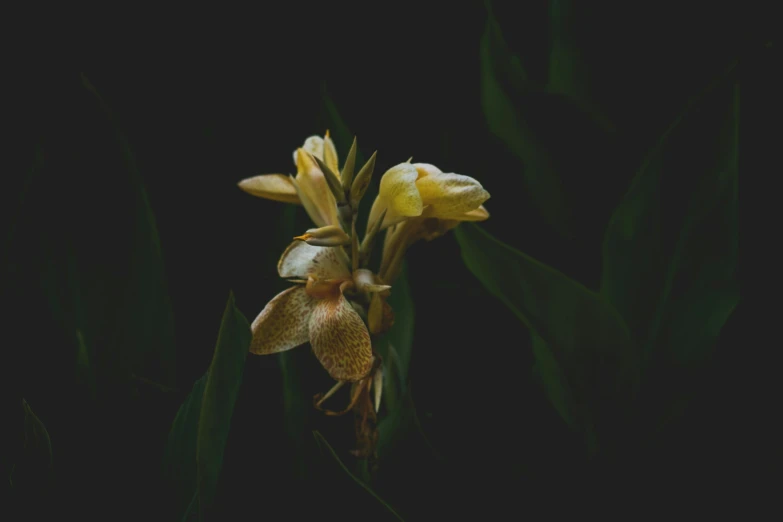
[9,399,53,488]
[163,292,251,521]
[313,431,404,521]
[480,2,570,238]
[600,66,739,368]
[197,292,252,517]
[10,75,177,390]
[455,223,639,455]
[80,73,177,386]
[546,0,615,132]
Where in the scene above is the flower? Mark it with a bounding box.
[249,240,389,382]
[367,162,490,232]
[238,133,341,227]
[364,162,490,284]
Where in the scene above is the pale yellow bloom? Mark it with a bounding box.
[238,133,341,228]
[367,162,490,231]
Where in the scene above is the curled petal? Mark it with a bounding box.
[309,291,373,382]
[378,163,423,218]
[250,286,314,354]
[237,174,301,205]
[414,168,490,220]
[278,241,351,280]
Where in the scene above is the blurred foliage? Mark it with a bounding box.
[3,1,767,520]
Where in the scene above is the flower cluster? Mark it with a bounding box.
[238,132,489,450]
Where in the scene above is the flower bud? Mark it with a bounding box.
[294,225,351,247]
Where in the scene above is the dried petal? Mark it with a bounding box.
[250,286,314,354]
[309,291,373,381]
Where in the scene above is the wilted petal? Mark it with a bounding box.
[277,241,351,280]
[237,174,301,205]
[309,291,373,382]
[414,166,490,220]
[250,286,314,354]
[378,163,424,218]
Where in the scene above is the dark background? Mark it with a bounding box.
[3,1,774,519]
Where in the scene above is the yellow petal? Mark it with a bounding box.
[309,291,373,381]
[323,133,340,175]
[414,166,490,220]
[277,241,351,280]
[237,174,301,205]
[250,286,314,354]
[293,135,326,167]
[457,204,490,221]
[294,148,340,227]
[378,163,424,218]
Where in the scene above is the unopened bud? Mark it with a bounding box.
[294,225,351,247]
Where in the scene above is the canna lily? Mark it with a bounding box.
[249,240,390,382]
[367,162,490,232]
[238,133,342,228]
[365,162,490,284]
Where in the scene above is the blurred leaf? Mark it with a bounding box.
[10,75,177,391]
[75,329,96,401]
[164,373,207,521]
[80,73,177,386]
[313,431,404,522]
[546,0,615,132]
[376,265,415,455]
[163,292,251,521]
[10,400,53,486]
[480,1,570,238]
[455,223,639,455]
[600,65,739,368]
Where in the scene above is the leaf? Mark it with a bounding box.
[480,2,570,238]
[8,399,53,498]
[80,73,177,386]
[196,292,251,518]
[8,75,177,390]
[600,65,739,368]
[163,292,251,521]
[313,431,404,522]
[546,0,615,132]
[455,223,639,455]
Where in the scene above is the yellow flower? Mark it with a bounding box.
[238,133,341,228]
[367,162,490,231]
[249,240,389,382]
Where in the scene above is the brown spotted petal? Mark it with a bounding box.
[277,241,351,281]
[309,289,373,382]
[250,286,315,354]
